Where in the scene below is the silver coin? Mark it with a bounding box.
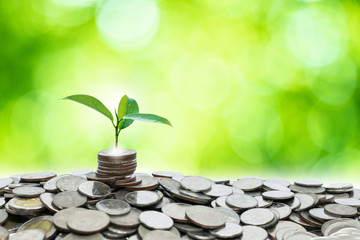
[294,179,323,187]
[263,181,290,192]
[185,205,225,229]
[265,178,290,187]
[309,208,337,221]
[39,193,60,213]
[114,190,130,201]
[268,220,306,239]
[17,215,57,239]
[173,223,202,233]
[152,196,175,210]
[21,172,57,182]
[159,178,181,192]
[241,225,268,240]
[178,190,212,203]
[335,197,360,207]
[95,199,131,215]
[232,177,263,191]
[13,187,45,198]
[0,226,8,240]
[97,149,136,161]
[110,208,141,228]
[43,175,71,192]
[210,222,243,238]
[152,171,184,179]
[262,190,294,200]
[53,208,88,232]
[56,176,86,192]
[0,209,8,225]
[78,181,111,199]
[67,210,110,234]
[290,184,326,194]
[213,207,240,224]
[225,194,258,210]
[143,230,181,240]
[180,176,212,193]
[326,183,353,190]
[254,196,273,208]
[11,229,45,240]
[139,210,174,230]
[161,203,191,223]
[203,184,233,198]
[324,204,357,217]
[294,193,318,211]
[270,202,292,220]
[124,176,159,191]
[52,191,87,209]
[8,197,45,214]
[125,191,160,207]
[138,225,180,239]
[287,231,317,240]
[62,233,105,240]
[0,178,13,189]
[240,208,275,226]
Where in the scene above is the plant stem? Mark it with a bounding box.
[115,125,119,149]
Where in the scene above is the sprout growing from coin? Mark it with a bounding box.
[62,94,172,148]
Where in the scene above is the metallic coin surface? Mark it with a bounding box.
[52,191,87,209]
[262,190,294,200]
[62,233,104,240]
[97,149,136,161]
[203,184,233,198]
[21,172,57,182]
[13,187,45,198]
[185,205,225,229]
[124,176,159,191]
[67,210,110,234]
[270,202,292,220]
[180,176,212,193]
[210,222,243,238]
[56,176,86,192]
[0,178,13,189]
[143,230,181,240]
[241,225,268,240]
[39,193,60,213]
[110,208,141,228]
[0,226,8,240]
[326,183,353,190]
[232,177,263,191]
[11,229,45,240]
[324,204,357,217]
[294,179,323,187]
[214,207,240,224]
[334,197,360,207]
[139,210,174,230]
[240,208,275,226]
[9,197,45,213]
[161,203,191,223]
[268,220,306,239]
[125,191,160,207]
[152,171,184,179]
[309,208,337,221]
[0,210,8,225]
[293,193,317,211]
[43,175,71,192]
[17,215,56,239]
[95,199,131,215]
[53,208,87,232]
[77,181,111,199]
[225,194,258,209]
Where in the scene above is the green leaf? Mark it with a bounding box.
[120,97,139,129]
[62,94,113,122]
[117,95,128,119]
[123,113,172,127]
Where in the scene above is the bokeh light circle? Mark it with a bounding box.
[287,8,347,67]
[96,0,160,51]
[170,51,231,110]
[306,56,357,105]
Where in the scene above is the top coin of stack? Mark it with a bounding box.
[96,149,137,180]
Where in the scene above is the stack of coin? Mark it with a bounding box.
[96,149,137,185]
[1,171,360,239]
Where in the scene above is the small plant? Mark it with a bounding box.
[62,94,172,149]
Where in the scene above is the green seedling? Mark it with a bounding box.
[62,94,172,148]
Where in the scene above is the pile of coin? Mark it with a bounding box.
[0,171,359,239]
[95,149,139,187]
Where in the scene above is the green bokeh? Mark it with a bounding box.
[1,0,360,183]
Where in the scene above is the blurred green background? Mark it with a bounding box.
[1,0,360,183]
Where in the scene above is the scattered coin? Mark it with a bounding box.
[143,230,181,240]
[213,207,240,224]
[294,179,323,187]
[185,205,226,229]
[232,177,263,191]
[67,210,110,234]
[21,172,57,182]
[52,191,87,209]
[13,187,45,198]
[262,190,294,200]
[0,226,8,240]
[240,208,275,226]
[78,181,111,199]
[240,225,268,240]
[43,175,71,192]
[161,203,191,223]
[180,176,212,193]
[209,222,243,238]
[56,176,86,192]
[11,229,45,240]
[95,199,131,215]
[110,208,141,228]
[53,208,87,232]
[17,215,57,239]
[125,191,160,207]
[324,204,357,217]
[203,184,233,197]
[139,210,174,230]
